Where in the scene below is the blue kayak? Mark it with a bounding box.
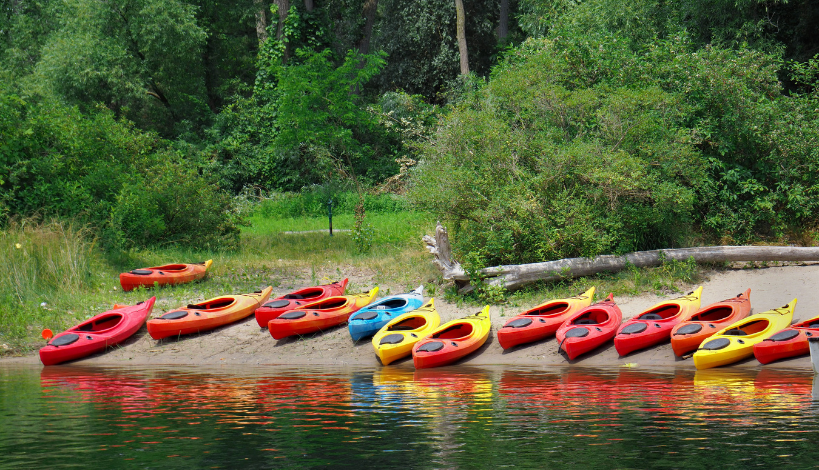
[348,286,425,341]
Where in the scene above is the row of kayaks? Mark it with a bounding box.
[40,261,818,370]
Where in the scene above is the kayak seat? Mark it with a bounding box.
[723,329,747,336]
[380,334,404,345]
[130,269,153,275]
[264,299,291,309]
[809,323,819,329]
[390,326,416,331]
[283,294,304,300]
[640,313,663,320]
[575,319,597,325]
[505,318,533,328]
[187,304,209,309]
[160,311,189,320]
[675,323,703,335]
[353,311,378,321]
[768,329,799,342]
[77,323,94,332]
[50,333,80,346]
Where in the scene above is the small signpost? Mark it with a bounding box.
[327,198,333,236]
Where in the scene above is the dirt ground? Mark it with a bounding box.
[5,263,819,371]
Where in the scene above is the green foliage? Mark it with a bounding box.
[108,161,241,250]
[352,201,374,254]
[411,24,819,268]
[258,188,409,219]
[32,0,210,136]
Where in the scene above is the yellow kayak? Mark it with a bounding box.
[372,299,441,365]
[693,299,796,370]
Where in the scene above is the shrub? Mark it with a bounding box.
[108,160,241,250]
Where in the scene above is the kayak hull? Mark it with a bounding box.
[40,298,156,366]
[372,299,441,365]
[497,287,595,349]
[670,289,751,357]
[254,279,348,327]
[693,299,796,369]
[348,287,425,341]
[555,295,622,360]
[146,287,272,340]
[119,260,212,291]
[412,306,491,369]
[268,289,379,340]
[614,287,703,356]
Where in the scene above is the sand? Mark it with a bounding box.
[4,263,819,371]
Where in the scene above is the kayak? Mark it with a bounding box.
[348,286,425,341]
[614,286,703,356]
[254,279,349,327]
[693,299,796,369]
[268,288,379,340]
[147,287,272,340]
[497,287,596,349]
[119,260,213,291]
[753,313,819,364]
[372,299,441,365]
[670,289,751,357]
[555,294,622,360]
[412,306,491,369]
[40,297,156,365]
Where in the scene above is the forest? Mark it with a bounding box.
[1,0,818,265]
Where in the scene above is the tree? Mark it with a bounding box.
[454,0,469,74]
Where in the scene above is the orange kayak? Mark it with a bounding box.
[268,289,379,340]
[119,260,213,291]
[147,286,272,339]
[670,289,751,357]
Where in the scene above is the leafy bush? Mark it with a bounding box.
[108,161,241,250]
[410,31,819,268]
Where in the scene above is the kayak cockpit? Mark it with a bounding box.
[690,306,733,322]
[309,297,350,310]
[526,302,569,316]
[637,304,680,320]
[432,323,473,340]
[723,319,769,337]
[573,309,609,325]
[187,298,236,310]
[150,264,189,272]
[371,298,409,310]
[74,314,124,333]
[389,316,427,331]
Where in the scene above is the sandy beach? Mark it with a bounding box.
[4,263,819,371]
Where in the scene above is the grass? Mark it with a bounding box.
[0,202,710,356]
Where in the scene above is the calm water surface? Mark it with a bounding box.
[1,364,818,469]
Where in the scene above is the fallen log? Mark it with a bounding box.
[423,222,819,293]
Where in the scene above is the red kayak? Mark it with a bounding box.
[670,289,751,357]
[497,287,595,349]
[555,294,622,360]
[254,279,348,327]
[39,298,156,366]
[753,314,819,364]
[268,289,378,340]
[613,286,703,356]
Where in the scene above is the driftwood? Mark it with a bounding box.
[423,222,819,293]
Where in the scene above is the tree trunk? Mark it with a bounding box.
[275,0,290,40]
[454,0,469,74]
[255,0,268,44]
[303,0,314,12]
[498,0,509,40]
[358,0,378,55]
[424,222,819,293]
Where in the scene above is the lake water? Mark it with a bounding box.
[1,364,818,469]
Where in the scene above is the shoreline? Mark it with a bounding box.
[3,264,819,372]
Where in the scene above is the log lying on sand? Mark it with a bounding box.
[423,222,819,293]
